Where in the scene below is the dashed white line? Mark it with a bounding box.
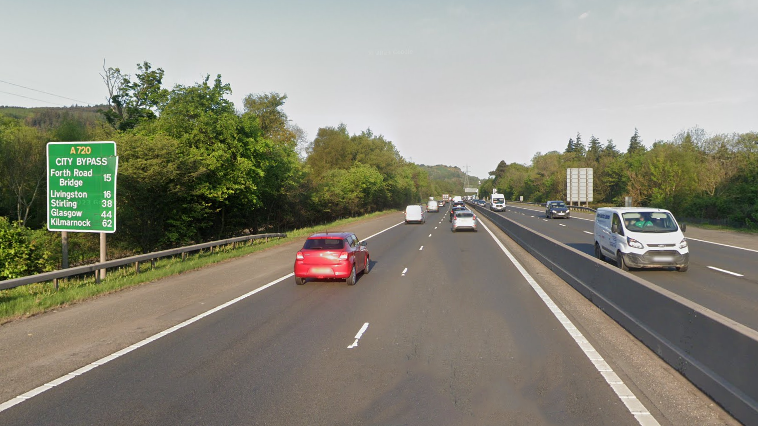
[559,224,566,227]
[478,219,659,426]
[435,226,438,229]
[583,231,593,235]
[402,267,408,276]
[347,322,370,349]
[429,233,432,237]
[419,246,424,251]
[707,266,743,277]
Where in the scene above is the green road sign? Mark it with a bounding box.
[47,141,118,233]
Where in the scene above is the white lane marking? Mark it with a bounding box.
[707,266,744,277]
[559,224,566,227]
[542,219,549,222]
[687,237,758,254]
[402,267,408,276]
[363,221,405,240]
[429,233,432,237]
[0,219,409,414]
[0,273,294,414]
[435,226,438,229]
[347,322,370,349]
[419,246,424,251]
[583,231,593,235]
[530,215,535,217]
[477,219,659,426]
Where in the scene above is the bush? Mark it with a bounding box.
[0,217,56,280]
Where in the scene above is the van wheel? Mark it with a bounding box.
[346,266,356,286]
[617,252,629,271]
[676,264,689,272]
[594,243,605,261]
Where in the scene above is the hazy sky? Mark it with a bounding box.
[2,0,756,178]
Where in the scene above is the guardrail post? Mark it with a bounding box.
[151,259,155,269]
[134,262,140,274]
[95,269,101,285]
[182,252,186,261]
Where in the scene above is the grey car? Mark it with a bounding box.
[546,201,570,219]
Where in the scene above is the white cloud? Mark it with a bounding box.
[579,11,589,19]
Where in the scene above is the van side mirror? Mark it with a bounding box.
[681,223,687,233]
[611,223,619,234]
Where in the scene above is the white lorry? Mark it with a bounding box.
[594,207,689,272]
[490,193,506,212]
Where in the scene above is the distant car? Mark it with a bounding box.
[294,232,369,286]
[546,200,570,219]
[405,204,425,224]
[449,205,467,222]
[452,210,477,232]
[438,200,445,207]
[427,199,439,212]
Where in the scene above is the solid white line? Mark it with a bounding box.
[0,218,408,414]
[363,221,405,240]
[707,266,744,277]
[477,218,659,426]
[0,273,294,414]
[687,237,758,253]
[347,322,370,349]
[419,246,424,251]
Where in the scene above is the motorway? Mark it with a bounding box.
[0,210,742,425]
[497,203,758,331]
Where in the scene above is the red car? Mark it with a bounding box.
[294,232,370,286]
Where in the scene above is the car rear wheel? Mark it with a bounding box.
[346,266,356,286]
[295,276,305,285]
[617,252,629,271]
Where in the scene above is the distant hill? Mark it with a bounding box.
[418,164,481,197]
[0,105,108,129]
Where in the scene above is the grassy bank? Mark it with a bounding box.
[0,210,397,324]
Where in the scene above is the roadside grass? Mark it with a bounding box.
[0,210,398,324]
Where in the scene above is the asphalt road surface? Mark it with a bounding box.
[0,210,742,425]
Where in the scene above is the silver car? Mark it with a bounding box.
[451,210,477,232]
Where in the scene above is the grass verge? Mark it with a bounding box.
[0,210,397,324]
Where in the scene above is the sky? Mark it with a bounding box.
[2,0,756,179]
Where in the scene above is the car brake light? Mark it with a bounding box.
[339,252,348,260]
[296,252,304,260]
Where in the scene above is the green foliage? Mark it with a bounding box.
[0,217,55,280]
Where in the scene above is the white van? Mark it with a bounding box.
[426,199,439,212]
[405,205,425,224]
[490,193,506,212]
[594,207,689,272]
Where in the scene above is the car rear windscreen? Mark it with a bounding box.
[303,238,345,249]
[456,212,474,218]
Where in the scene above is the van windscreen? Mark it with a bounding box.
[622,212,678,232]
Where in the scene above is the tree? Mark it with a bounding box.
[627,128,645,155]
[0,120,47,226]
[101,61,169,131]
[587,135,602,164]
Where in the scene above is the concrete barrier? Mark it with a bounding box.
[473,206,758,425]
